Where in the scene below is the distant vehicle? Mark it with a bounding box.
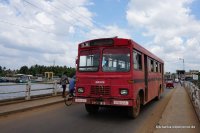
[174,78,179,83]
[15,74,32,83]
[15,76,28,83]
[0,77,9,83]
[35,77,43,82]
[185,77,193,82]
[166,79,174,88]
[0,77,4,82]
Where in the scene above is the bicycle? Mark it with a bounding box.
[64,90,75,106]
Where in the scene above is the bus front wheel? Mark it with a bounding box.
[85,104,99,114]
[128,94,140,118]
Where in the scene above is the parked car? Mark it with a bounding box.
[185,77,193,82]
[0,77,9,83]
[0,77,4,82]
[166,79,174,88]
[15,76,29,83]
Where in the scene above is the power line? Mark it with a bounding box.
[56,0,107,37]
[23,0,77,27]
[47,1,94,30]
[0,19,68,36]
[0,0,102,39]
[23,0,98,38]
[57,0,105,29]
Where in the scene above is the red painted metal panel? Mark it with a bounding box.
[76,37,164,107]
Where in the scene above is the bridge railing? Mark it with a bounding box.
[0,81,63,102]
[184,81,200,121]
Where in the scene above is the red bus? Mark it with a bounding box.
[75,37,164,118]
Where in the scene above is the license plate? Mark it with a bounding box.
[75,98,87,103]
[92,101,105,105]
[113,100,129,105]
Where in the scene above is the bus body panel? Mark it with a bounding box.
[75,37,164,108]
[75,73,135,106]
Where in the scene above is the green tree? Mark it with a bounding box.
[15,64,76,78]
[0,66,7,76]
[19,66,29,74]
[0,66,2,76]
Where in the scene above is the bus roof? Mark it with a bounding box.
[79,37,164,64]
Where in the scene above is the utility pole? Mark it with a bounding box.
[179,58,184,71]
[179,58,185,80]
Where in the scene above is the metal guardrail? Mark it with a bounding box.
[0,81,61,101]
[0,82,55,86]
[0,90,26,94]
[184,81,200,121]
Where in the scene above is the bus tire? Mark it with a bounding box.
[85,104,99,114]
[128,94,140,118]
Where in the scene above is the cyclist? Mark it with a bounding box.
[60,73,69,98]
[69,75,76,97]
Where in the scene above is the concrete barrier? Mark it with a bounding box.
[184,81,200,121]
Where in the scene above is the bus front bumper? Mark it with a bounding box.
[75,97,135,107]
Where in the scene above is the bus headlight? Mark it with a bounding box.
[77,88,84,93]
[120,89,128,95]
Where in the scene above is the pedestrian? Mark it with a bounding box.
[69,75,76,96]
[60,73,69,97]
[180,80,183,86]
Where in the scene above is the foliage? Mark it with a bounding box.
[0,66,2,76]
[19,66,29,74]
[0,65,76,78]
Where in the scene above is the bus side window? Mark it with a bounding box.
[159,63,162,73]
[150,59,154,72]
[148,58,151,72]
[158,63,160,73]
[133,51,142,70]
[155,62,158,72]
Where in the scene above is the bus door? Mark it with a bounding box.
[147,57,156,100]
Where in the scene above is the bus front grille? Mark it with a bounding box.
[90,86,111,96]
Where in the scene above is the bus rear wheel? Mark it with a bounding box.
[85,104,99,114]
[128,94,140,118]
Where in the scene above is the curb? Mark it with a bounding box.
[184,83,200,122]
[154,85,200,133]
[0,93,62,106]
[0,99,64,116]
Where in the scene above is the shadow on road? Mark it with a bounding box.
[79,89,172,122]
[82,99,158,121]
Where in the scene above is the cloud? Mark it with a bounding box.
[126,0,200,72]
[35,12,54,25]
[4,0,198,73]
[0,0,133,70]
[0,0,94,69]
[86,25,131,39]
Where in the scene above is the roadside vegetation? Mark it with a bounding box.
[0,65,76,78]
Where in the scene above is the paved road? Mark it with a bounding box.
[0,89,173,133]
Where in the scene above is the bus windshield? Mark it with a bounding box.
[102,48,130,72]
[79,50,100,72]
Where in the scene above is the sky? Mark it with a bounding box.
[0,0,200,73]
